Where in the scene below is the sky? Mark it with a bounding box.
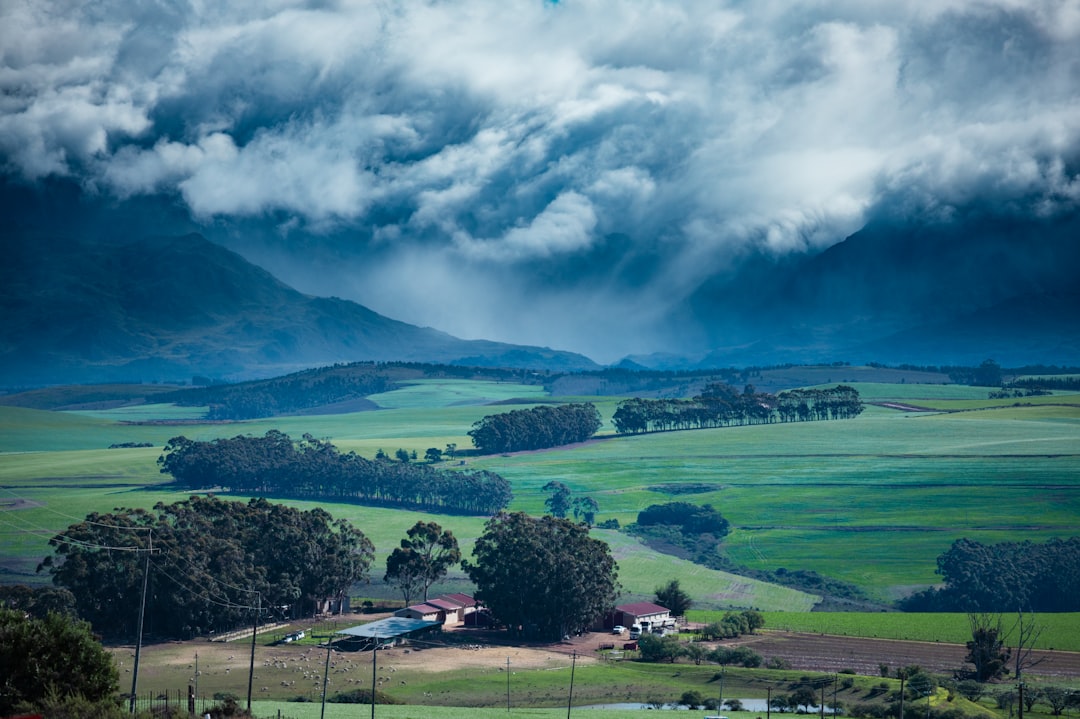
[2,0,1079,363]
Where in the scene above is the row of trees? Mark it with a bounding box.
[468,403,602,454]
[899,537,1080,612]
[40,496,373,639]
[612,383,863,434]
[158,431,512,515]
[160,370,394,419]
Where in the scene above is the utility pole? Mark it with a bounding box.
[246,591,260,712]
[718,665,725,712]
[129,530,152,714]
[899,674,906,719]
[567,652,577,719]
[320,635,333,719]
[767,686,772,719]
[371,633,378,719]
[507,657,511,712]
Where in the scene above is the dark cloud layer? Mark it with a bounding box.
[2,1,1078,361]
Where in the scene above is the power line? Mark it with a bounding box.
[150,559,261,611]
[0,512,145,552]
[0,486,156,531]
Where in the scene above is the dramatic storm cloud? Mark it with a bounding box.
[2,0,1079,361]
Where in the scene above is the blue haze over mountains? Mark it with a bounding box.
[1,2,1078,382]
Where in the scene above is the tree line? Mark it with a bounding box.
[38,496,373,640]
[158,370,393,419]
[157,361,551,420]
[900,537,1080,612]
[612,383,863,434]
[158,431,513,515]
[468,402,602,453]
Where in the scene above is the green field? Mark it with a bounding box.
[3,379,1080,608]
[685,612,1080,652]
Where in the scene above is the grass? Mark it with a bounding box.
[2,382,1079,604]
[685,612,1080,652]
[366,380,549,409]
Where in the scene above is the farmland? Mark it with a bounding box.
[3,374,1080,608]
[4,370,1080,719]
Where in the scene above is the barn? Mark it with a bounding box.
[609,602,673,632]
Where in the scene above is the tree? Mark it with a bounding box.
[42,497,374,639]
[464,512,619,641]
[956,680,985,702]
[963,613,1011,682]
[973,359,1003,387]
[654,579,693,616]
[571,496,599,526]
[385,521,461,603]
[638,633,685,663]
[1011,609,1046,683]
[383,549,426,606]
[395,448,411,463]
[543,481,572,518]
[1042,687,1072,716]
[0,608,120,716]
[424,447,443,463]
[680,690,705,708]
[684,642,708,665]
[790,686,818,712]
[0,585,76,619]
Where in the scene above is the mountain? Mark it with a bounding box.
[676,212,1080,368]
[0,232,599,385]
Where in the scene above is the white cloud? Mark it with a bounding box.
[2,0,1079,358]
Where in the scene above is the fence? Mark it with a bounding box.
[128,689,302,718]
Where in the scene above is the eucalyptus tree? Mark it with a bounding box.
[464,512,619,640]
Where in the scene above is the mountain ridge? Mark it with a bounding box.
[0,231,599,385]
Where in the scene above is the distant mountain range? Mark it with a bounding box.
[3,208,1078,386]
[0,232,599,385]
[665,212,1080,369]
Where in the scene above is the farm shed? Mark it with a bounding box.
[336,616,441,649]
[395,603,446,622]
[441,593,479,617]
[393,593,478,625]
[609,602,672,631]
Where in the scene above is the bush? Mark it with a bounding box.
[329,688,403,705]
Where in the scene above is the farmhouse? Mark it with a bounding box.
[394,593,478,625]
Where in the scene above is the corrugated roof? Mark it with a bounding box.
[441,593,476,607]
[337,617,441,639]
[425,598,460,611]
[616,602,671,617]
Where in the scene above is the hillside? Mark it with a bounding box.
[0,232,598,385]
[678,212,1080,368]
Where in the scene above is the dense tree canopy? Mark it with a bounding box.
[0,608,119,716]
[158,431,512,515]
[613,383,863,434]
[41,496,373,639]
[900,537,1080,611]
[636,502,731,537]
[0,584,76,618]
[468,403,602,454]
[464,512,619,640]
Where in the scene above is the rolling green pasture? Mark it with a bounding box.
[686,612,1080,652]
[366,379,549,409]
[2,381,1080,607]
